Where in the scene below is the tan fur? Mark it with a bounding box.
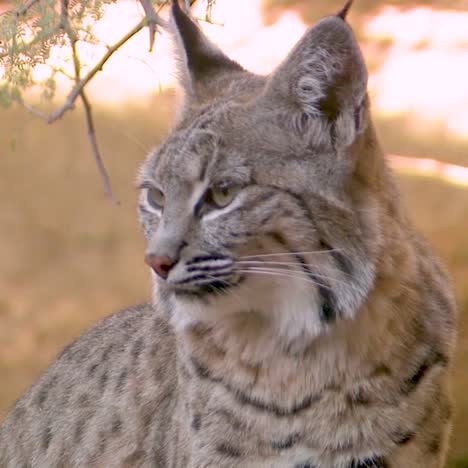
[0,2,456,467]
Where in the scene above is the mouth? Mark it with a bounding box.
[160,253,244,300]
[169,275,244,300]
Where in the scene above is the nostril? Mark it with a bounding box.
[160,262,172,273]
[144,254,176,279]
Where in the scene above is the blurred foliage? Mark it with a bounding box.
[0,0,214,110]
[0,0,120,106]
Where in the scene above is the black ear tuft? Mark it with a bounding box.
[171,0,244,103]
[336,0,354,21]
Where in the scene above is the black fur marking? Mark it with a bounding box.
[427,433,442,453]
[111,415,122,435]
[74,418,86,444]
[149,342,158,358]
[318,64,352,123]
[346,388,370,406]
[88,362,99,377]
[295,463,316,468]
[371,364,392,377]
[354,103,363,134]
[268,231,289,247]
[131,337,144,361]
[402,349,448,395]
[319,88,341,122]
[393,430,415,445]
[174,276,244,300]
[115,368,128,393]
[330,250,354,276]
[142,411,153,431]
[99,370,109,391]
[349,457,388,468]
[295,254,338,322]
[186,255,231,265]
[234,390,321,418]
[192,413,201,431]
[175,272,231,285]
[320,300,336,322]
[234,387,320,418]
[191,358,216,380]
[271,433,300,450]
[197,281,232,294]
[42,425,53,450]
[101,344,114,362]
[36,388,48,407]
[190,357,321,417]
[187,263,232,273]
[216,442,242,458]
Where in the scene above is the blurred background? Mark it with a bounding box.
[0,0,467,464]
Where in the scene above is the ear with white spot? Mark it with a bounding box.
[171,0,244,105]
[264,13,368,145]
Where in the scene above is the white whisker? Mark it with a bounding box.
[239,249,341,260]
[235,268,335,289]
[235,262,348,285]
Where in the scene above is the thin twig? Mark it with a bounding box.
[61,0,118,203]
[9,0,168,202]
[194,16,224,26]
[47,17,149,123]
[14,97,47,118]
[80,91,119,204]
[138,0,166,52]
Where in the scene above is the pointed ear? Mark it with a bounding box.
[264,15,368,145]
[171,0,244,104]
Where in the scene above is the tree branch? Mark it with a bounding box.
[47,16,148,123]
[8,0,171,202]
[60,0,118,203]
[138,0,168,52]
[80,90,119,204]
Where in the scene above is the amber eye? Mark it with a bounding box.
[208,185,239,209]
[147,187,165,210]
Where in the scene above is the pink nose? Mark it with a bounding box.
[144,254,176,279]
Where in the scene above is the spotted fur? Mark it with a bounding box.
[0,1,456,467]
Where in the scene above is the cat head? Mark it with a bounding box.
[138,0,384,344]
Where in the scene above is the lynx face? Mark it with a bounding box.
[138,4,379,344]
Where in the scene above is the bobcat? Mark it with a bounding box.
[0,1,457,467]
